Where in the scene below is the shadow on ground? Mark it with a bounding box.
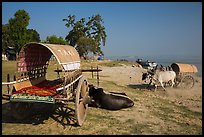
[2,102,78,127]
[127,83,155,90]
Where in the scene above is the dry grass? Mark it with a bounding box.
[2,60,202,135]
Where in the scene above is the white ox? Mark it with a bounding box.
[142,70,176,91]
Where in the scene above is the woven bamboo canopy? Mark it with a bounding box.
[171,63,198,73]
[17,42,80,73]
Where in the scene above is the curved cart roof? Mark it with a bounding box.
[171,63,198,73]
[17,42,80,72]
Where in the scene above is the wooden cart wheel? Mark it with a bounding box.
[75,76,89,126]
[179,75,195,89]
[10,102,32,120]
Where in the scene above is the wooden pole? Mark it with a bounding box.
[7,74,10,94]
[97,66,99,87]
[91,66,93,78]
[14,75,16,81]
[57,66,60,79]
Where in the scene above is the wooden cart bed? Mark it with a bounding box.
[10,78,64,103]
[12,79,63,96]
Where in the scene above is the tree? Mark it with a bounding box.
[45,35,68,45]
[3,9,41,57]
[63,14,107,57]
[26,29,41,42]
[2,24,15,54]
[8,9,30,54]
[76,37,98,56]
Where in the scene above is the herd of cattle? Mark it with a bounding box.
[88,64,177,111]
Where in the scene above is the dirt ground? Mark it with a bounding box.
[2,63,202,135]
[98,65,202,134]
[100,65,202,112]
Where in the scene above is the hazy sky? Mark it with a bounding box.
[2,2,202,58]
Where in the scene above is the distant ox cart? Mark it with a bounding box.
[171,63,198,89]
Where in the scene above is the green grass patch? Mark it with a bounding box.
[150,97,201,120]
[129,123,153,134]
[175,105,202,119]
[148,97,202,135]
[2,61,17,82]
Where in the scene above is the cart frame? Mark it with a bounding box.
[4,42,90,126]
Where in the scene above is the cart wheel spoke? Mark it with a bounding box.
[78,102,86,119]
[81,80,88,97]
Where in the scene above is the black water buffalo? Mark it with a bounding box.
[88,86,134,110]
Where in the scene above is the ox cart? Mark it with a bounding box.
[171,63,198,89]
[2,42,90,126]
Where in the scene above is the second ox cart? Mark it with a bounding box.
[144,62,198,90]
[171,63,198,89]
